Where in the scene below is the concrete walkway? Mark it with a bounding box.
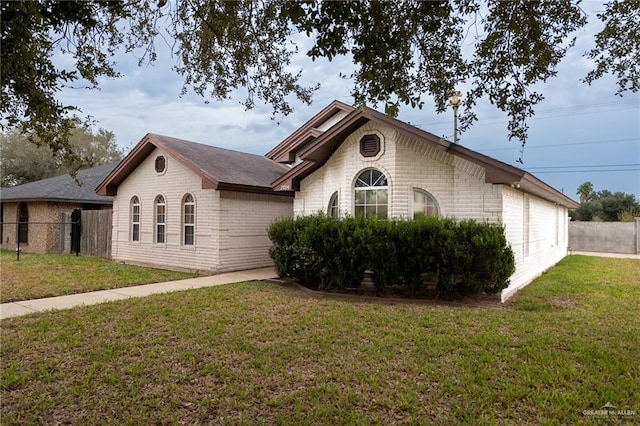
[572,251,640,260]
[0,267,276,320]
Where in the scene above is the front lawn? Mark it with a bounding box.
[1,255,638,424]
[0,250,198,303]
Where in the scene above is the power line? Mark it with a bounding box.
[412,99,640,129]
[480,137,638,152]
[527,163,640,170]
[531,168,640,174]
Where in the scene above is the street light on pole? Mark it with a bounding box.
[448,91,462,144]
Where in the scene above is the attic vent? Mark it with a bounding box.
[155,155,166,173]
[360,134,380,157]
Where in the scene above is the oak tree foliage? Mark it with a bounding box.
[1,0,638,170]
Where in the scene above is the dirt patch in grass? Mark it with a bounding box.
[548,296,577,309]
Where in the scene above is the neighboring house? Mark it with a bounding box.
[266,101,580,301]
[96,100,578,301]
[0,163,116,254]
[95,134,294,274]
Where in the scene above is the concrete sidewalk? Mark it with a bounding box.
[572,251,640,259]
[1,267,276,320]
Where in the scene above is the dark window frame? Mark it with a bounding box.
[17,202,28,244]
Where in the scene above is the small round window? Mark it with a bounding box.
[155,155,166,173]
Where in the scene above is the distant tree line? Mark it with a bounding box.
[571,181,640,222]
[0,125,124,187]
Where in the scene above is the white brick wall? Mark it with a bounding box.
[501,186,569,301]
[295,122,502,222]
[295,123,570,301]
[111,148,294,273]
[218,190,293,272]
[112,148,219,272]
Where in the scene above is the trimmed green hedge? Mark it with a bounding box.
[268,214,515,295]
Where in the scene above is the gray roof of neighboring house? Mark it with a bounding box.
[97,134,293,196]
[0,162,117,204]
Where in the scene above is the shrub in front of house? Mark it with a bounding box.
[395,216,450,294]
[318,216,369,290]
[436,219,516,294]
[267,214,515,296]
[267,216,324,287]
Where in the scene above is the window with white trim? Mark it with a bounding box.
[155,195,166,243]
[354,169,388,219]
[413,189,439,218]
[131,196,140,242]
[183,194,195,245]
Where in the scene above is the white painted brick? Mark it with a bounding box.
[111,148,293,273]
[295,123,570,301]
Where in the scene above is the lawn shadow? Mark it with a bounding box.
[263,278,506,310]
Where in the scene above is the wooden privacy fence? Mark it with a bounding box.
[62,210,112,258]
[80,210,112,259]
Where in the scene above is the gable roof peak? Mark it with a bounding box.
[96,133,291,197]
[265,100,355,163]
[271,101,579,209]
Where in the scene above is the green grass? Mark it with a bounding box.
[1,255,639,424]
[0,250,198,303]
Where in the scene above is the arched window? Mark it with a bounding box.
[354,169,388,219]
[327,192,339,219]
[155,195,166,243]
[17,202,28,244]
[183,194,195,245]
[131,196,140,241]
[413,189,440,218]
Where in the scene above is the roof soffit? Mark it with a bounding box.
[265,100,355,163]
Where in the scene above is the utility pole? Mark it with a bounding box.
[448,91,462,144]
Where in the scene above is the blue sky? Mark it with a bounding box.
[56,1,639,200]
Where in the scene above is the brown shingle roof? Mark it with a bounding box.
[97,134,292,196]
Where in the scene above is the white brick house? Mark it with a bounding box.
[267,101,579,301]
[96,134,294,274]
[98,101,578,300]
